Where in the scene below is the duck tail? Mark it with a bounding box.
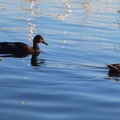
[106,64,118,72]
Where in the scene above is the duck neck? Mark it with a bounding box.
[33,43,40,52]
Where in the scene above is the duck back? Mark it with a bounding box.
[0,42,33,54]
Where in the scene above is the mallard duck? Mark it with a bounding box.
[0,35,48,54]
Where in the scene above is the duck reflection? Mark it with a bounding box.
[108,70,120,77]
[0,52,45,67]
[31,52,46,66]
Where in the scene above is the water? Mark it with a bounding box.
[0,0,120,120]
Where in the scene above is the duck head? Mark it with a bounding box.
[33,35,48,45]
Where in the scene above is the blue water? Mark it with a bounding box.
[0,0,120,120]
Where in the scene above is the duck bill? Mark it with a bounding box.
[42,41,48,45]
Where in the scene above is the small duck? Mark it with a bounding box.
[0,35,48,54]
[107,64,120,73]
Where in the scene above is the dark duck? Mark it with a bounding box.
[107,64,120,73]
[107,64,120,77]
[0,35,48,55]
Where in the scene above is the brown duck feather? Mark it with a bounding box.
[107,64,120,72]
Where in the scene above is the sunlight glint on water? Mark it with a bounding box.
[0,0,120,120]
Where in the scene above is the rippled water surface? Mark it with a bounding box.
[0,0,120,120]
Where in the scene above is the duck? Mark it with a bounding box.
[0,35,48,55]
[107,64,120,73]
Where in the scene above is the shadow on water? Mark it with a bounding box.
[0,52,46,67]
